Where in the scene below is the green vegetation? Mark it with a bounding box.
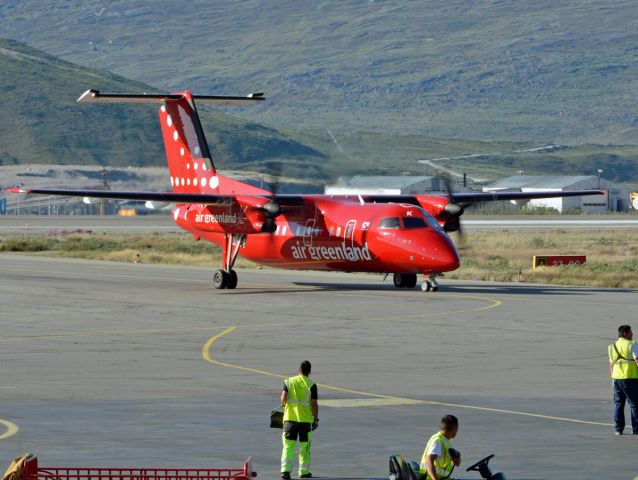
[2,1,638,146]
[1,229,637,288]
[0,38,326,179]
[450,230,638,288]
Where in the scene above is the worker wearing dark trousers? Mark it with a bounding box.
[280,361,319,480]
[608,325,638,435]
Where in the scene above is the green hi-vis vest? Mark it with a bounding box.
[283,374,315,423]
[609,338,638,379]
[419,432,453,480]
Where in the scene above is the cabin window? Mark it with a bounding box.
[402,217,428,229]
[378,217,401,229]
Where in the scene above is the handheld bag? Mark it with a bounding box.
[270,406,284,429]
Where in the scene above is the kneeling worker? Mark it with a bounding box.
[420,415,461,480]
[280,360,319,480]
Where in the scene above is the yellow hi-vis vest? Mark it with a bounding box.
[609,338,638,379]
[283,374,315,423]
[419,432,453,480]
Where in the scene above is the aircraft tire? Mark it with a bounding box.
[393,273,407,288]
[228,269,238,289]
[213,269,230,289]
[421,281,432,292]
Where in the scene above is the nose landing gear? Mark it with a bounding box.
[420,273,439,292]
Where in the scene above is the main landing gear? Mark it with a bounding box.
[393,273,418,289]
[392,273,440,292]
[213,233,245,290]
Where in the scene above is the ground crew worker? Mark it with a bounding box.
[608,324,638,435]
[280,360,318,480]
[419,415,461,480]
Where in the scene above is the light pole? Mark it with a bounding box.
[597,169,603,189]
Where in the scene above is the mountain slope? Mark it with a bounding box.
[0,38,326,175]
[1,1,637,143]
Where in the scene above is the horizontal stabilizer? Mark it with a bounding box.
[77,89,265,105]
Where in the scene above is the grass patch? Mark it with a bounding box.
[449,229,638,288]
[1,229,637,288]
[0,232,255,269]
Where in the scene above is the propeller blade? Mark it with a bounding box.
[259,161,284,233]
[440,174,465,238]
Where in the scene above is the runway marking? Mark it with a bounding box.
[321,398,424,408]
[202,326,613,428]
[0,293,500,343]
[0,419,19,441]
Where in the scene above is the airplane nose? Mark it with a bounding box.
[431,234,460,271]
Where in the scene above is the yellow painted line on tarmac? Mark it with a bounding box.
[505,296,636,309]
[202,326,613,427]
[0,419,19,441]
[321,398,425,408]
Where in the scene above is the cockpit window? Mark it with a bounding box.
[378,217,401,229]
[402,217,428,229]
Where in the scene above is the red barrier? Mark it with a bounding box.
[532,255,586,270]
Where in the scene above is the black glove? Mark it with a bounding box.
[449,448,460,459]
[312,419,319,431]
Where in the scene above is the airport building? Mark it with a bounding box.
[482,175,630,213]
[325,176,441,195]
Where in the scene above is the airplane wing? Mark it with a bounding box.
[360,189,604,205]
[6,187,602,205]
[4,188,306,205]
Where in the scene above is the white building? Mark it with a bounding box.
[483,175,629,213]
[325,176,443,195]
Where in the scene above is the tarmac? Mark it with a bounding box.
[0,253,637,480]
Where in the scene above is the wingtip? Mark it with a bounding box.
[77,89,98,103]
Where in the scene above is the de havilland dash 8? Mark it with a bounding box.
[6,90,604,292]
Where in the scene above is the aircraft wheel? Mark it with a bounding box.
[431,285,439,292]
[213,269,230,289]
[227,269,238,289]
[421,280,432,292]
[405,274,417,288]
[393,273,407,288]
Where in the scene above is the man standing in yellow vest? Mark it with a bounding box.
[280,361,319,480]
[419,415,461,480]
[608,325,638,435]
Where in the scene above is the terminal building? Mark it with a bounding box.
[482,175,630,213]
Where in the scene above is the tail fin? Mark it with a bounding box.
[77,89,264,194]
[160,93,215,193]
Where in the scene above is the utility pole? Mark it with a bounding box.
[100,167,109,216]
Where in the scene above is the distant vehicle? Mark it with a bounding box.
[6,89,603,291]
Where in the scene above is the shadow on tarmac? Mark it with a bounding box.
[218,279,636,296]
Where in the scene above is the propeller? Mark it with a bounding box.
[259,162,283,233]
[440,174,465,241]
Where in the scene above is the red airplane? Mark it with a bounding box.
[6,89,604,291]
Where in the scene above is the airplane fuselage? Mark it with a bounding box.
[174,197,461,274]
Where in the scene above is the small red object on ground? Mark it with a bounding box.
[22,455,257,480]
